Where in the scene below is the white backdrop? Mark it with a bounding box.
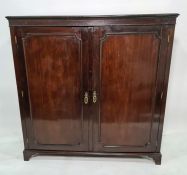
[0,0,187,174]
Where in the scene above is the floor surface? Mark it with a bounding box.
[0,127,186,175]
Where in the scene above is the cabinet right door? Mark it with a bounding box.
[92,26,164,152]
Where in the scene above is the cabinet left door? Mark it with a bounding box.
[11,27,90,151]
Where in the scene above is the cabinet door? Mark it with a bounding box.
[92,26,162,152]
[18,27,89,151]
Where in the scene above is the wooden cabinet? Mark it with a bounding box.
[7,14,179,164]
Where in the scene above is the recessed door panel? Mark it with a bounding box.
[20,27,89,151]
[92,26,162,152]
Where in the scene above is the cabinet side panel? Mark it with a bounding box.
[9,27,30,149]
[156,25,176,152]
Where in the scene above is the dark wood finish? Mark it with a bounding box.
[7,14,178,165]
[19,27,89,151]
[92,26,161,152]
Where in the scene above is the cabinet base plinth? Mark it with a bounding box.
[150,153,162,165]
[23,149,162,165]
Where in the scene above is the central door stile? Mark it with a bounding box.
[87,27,94,151]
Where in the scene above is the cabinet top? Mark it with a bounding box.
[6,13,179,27]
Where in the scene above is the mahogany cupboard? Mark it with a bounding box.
[7,14,179,164]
